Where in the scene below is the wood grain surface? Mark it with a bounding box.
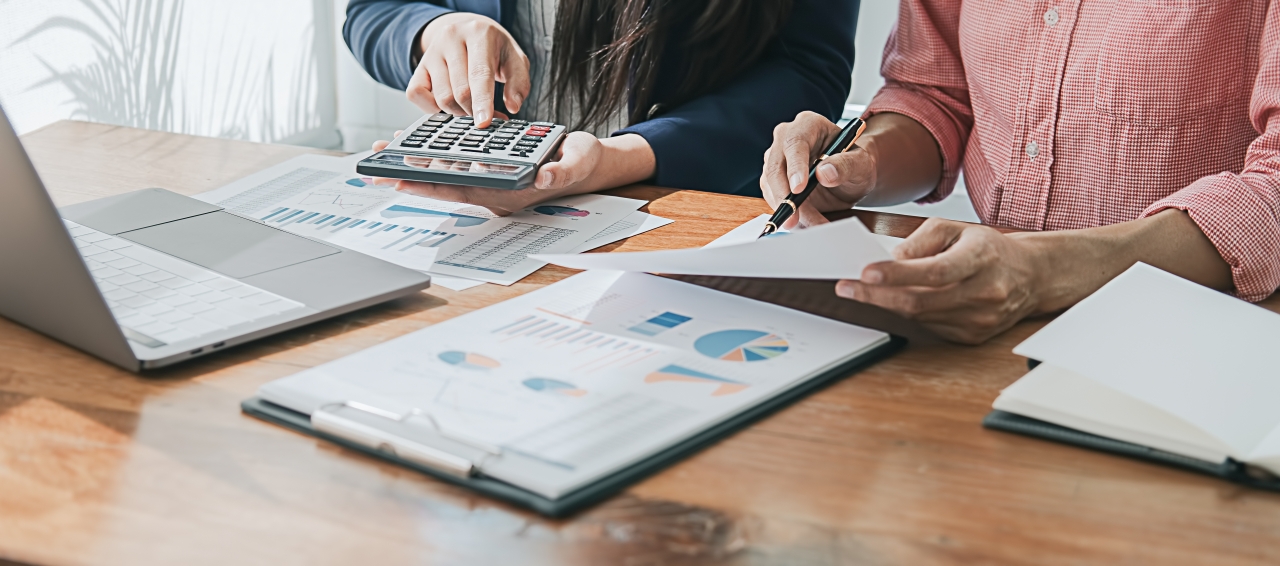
[2,121,1279,566]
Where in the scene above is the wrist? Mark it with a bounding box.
[847,113,941,206]
[591,134,656,190]
[1012,227,1124,315]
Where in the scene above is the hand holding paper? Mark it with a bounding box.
[533,216,893,280]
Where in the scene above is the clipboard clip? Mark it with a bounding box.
[311,401,500,478]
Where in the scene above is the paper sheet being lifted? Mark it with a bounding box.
[533,216,893,280]
[706,214,903,252]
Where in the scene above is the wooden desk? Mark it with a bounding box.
[3,121,1279,565]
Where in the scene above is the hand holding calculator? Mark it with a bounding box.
[357,112,567,190]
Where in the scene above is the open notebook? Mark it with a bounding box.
[986,263,1280,487]
[244,271,899,515]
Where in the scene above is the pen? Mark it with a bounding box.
[760,117,868,237]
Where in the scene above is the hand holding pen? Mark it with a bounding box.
[760,116,867,237]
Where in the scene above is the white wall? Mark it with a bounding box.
[850,0,896,106]
[331,0,425,152]
[0,0,339,147]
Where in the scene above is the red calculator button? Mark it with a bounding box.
[524,130,548,137]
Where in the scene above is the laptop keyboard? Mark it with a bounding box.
[63,220,306,348]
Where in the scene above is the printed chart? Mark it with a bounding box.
[345,177,395,188]
[294,187,393,215]
[694,330,790,362]
[260,206,463,251]
[627,311,692,337]
[439,350,501,371]
[523,378,588,397]
[382,204,489,227]
[492,314,661,373]
[534,205,590,218]
[644,364,748,396]
[436,223,576,275]
[202,156,646,286]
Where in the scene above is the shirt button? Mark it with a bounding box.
[1043,8,1059,27]
[1025,141,1040,158]
[540,35,554,50]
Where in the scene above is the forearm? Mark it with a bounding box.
[856,112,944,206]
[1021,209,1233,314]
[574,134,656,193]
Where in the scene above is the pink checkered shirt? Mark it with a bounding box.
[866,0,1280,301]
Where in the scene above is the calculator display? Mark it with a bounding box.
[368,152,530,177]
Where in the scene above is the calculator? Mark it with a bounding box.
[356,112,567,190]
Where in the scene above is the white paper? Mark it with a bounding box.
[707,214,902,252]
[576,211,673,252]
[196,155,644,286]
[1013,263,1280,460]
[259,271,889,498]
[532,216,893,279]
[423,212,674,292]
[427,274,488,291]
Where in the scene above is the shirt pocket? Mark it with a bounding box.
[1093,0,1247,126]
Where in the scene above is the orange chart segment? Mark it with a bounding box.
[645,364,748,396]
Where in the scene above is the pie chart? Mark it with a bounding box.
[523,378,587,397]
[438,350,501,371]
[533,205,590,217]
[693,329,789,362]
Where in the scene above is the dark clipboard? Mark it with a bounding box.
[982,359,1280,492]
[242,336,905,518]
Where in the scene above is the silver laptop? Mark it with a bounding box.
[0,107,432,370]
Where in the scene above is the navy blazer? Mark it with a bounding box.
[345,0,859,196]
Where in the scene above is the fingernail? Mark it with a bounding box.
[863,269,883,284]
[817,163,837,184]
[476,109,490,123]
[538,169,555,188]
[835,281,855,298]
[789,173,804,190]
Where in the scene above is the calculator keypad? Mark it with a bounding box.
[396,113,559,160]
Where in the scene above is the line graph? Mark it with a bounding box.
[297,188,389,212]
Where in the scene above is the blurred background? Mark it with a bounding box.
[0,0,974,219]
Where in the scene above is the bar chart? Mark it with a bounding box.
[260,206,463,251]
[492,314,662,373]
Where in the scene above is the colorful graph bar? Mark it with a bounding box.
[627,311,692,337]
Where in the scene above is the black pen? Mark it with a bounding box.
[760,117,867,237]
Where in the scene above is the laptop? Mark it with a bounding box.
[0,107,432,370]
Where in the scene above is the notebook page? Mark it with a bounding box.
[994,364,1232,463]
[1014,263,1280,459]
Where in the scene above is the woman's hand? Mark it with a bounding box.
[837,219,1046,344]
[408,12,531,127]
[369,133,656,216]
[760,111,878,229]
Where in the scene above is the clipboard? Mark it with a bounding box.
[242,336,904,517]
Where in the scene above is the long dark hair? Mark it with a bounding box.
[549,0,794,132]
